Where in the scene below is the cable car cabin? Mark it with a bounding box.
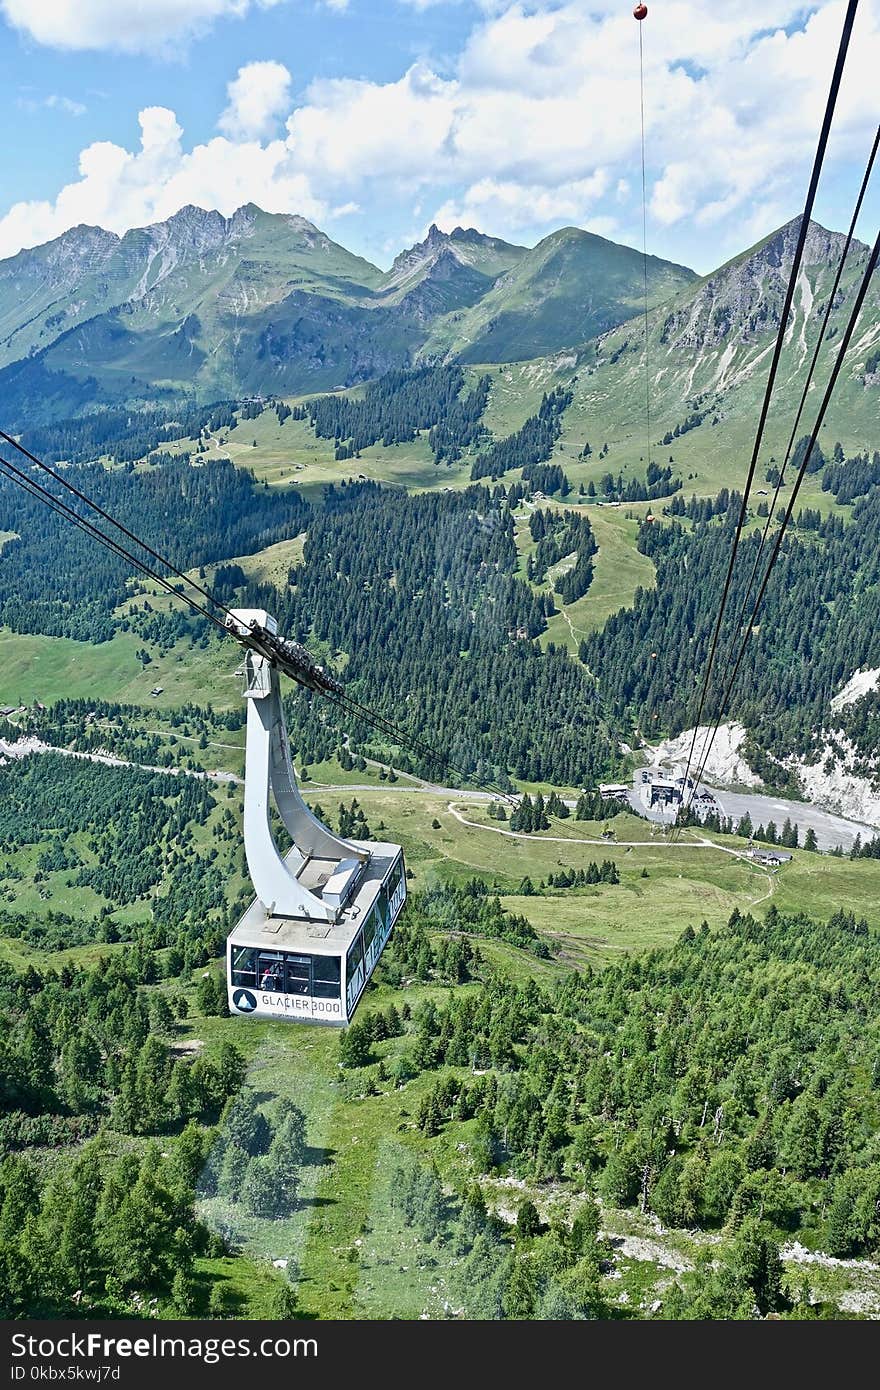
[227,842,405,1024]
[224,608,406,1026]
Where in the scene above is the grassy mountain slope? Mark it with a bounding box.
[560,217,880,479]
[0,207,697,413]
[421,226,697,363]
[0,204,383,371]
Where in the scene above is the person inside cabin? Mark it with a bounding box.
[260,961,282,990]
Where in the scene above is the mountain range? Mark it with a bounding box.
[0,202,877,431]
[0,204,695,418]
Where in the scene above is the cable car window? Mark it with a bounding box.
[231,947,257,988]
[362,913,376,953]
[285,953,311,996]
[257,951,284,992]
[312,954,341,999]
[348,933,364,975]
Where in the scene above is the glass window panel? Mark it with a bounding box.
[312,954,341,998]
[257,951,285,992]
[231,946,256,987]
[363,912,376,951]
[284,952,311,996]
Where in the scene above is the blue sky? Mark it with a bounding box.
[0,0,877,273]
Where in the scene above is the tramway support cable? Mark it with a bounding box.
[680,223,880,823]
[0,425,240,629]
[731,121,879,651]
[635,2,651,473]
[675,0,860,807]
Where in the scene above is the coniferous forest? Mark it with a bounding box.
[238,481,615,787]
[0,458,308,642]
[2,355,880,1321]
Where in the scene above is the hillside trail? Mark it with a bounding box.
[0,736,778,905]
[448,802,768,863]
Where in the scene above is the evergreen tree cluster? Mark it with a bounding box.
[0,754,216,909]
[18,401,239,468]
[849,833,880,860]
[0,947,243,1132]
[0,750,246,966]
[595,461,681,504]
[583,480,880,762]
[520,462,571,496]
[375,903,880,1269]
[661,406,709,445]
[299,365,490,464]
[822,449,880,505]
[241,482,615,786]
[389,1148,611,1319]
[337,798,372,840]
[470,388,572,482]
[337,1002,404,1068]
[0,457,308,642]
[0,1131,226,1318]
[546,861,619,887]
[387,880,550,964]
[665,487,742,523]
[527,509,597,603]
[201,1090,308,1220]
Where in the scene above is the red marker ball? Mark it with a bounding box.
[634,3,648,18]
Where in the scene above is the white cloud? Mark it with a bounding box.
[17,92,87,116]
[0,2,878,268]
[0,102,325,260]
[47,94,87,116]
[434,172,609,234]
[0,0,285,55]
[286,64,457,183]
[219,60,292,140]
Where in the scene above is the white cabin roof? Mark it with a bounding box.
[228,839,401,956]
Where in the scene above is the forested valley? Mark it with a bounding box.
[585,465,880,774]
[0,457,308,642]
[342,900,880,1318]
[3,354,880,1321]
[239,481,615,787]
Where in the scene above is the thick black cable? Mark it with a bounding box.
[732,122,879,646]
[676,0,859,804]
[0,426,240,628]
[681,224,880,821]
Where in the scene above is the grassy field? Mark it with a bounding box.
[198,534,306,588]
[0,626,241,711]
[294,788,880,937]
[521,504,657,654]
[7,760,880,961]
[180,407,478,496]
[0,935,128,971]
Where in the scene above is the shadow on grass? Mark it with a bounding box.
[302,1143,336,1166]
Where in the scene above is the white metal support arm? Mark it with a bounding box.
[230,609,369,924]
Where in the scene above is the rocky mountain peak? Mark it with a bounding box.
[382,222,520,293]
[658,217,868,354]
